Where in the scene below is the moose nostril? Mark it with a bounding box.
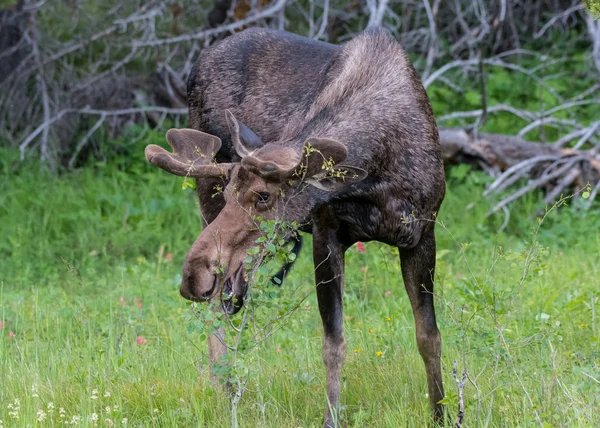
[182,270,217,301]
[200,284,215,300]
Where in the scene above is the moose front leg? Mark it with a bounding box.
[313,213,347,428]
[399,227,445,423]
[206,321,231,389]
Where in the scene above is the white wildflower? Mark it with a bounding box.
[59,407,66,418]
[37,409,47,422]
[47,402,55,413]
[31,383,39,398]
[105,406,111,414]
[121,418,128,425]
[104,391,111,398]
[105,418,114,426]
[91,388,99,400]
[7,398,20,419]
[91,412,99,422]
[70,415,81,425]
[113,404,119,412]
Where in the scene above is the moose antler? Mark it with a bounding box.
[240,137,367,190]
[145,128,231,178]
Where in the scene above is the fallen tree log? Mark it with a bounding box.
[439,128,600,211]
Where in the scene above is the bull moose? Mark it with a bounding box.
[145,27,446,426]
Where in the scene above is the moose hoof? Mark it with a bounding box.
[323,416,346,428]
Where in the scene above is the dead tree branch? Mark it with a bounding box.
[439,128,600,210]
[453,360,467,428]
[367,0,390,28]
[131,0,288,48]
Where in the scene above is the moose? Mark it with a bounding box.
[145,27,446,426]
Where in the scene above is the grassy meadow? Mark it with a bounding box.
[1,141,599,427]
[1,45,600,427]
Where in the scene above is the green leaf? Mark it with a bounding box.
[182,179,196,190]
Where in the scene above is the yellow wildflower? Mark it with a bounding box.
[386,317,392,322]
[353,348,360,353]
[376,351,383,357]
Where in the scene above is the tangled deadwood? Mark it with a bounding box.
[1,0,599,210]
[439,128,600,212]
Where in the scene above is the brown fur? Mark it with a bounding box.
[148,27,446,426]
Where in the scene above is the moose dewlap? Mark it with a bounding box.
[145,27,446,426]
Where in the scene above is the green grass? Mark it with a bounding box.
[1,148,599,427]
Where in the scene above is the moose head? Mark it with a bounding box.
[145,111,367,314]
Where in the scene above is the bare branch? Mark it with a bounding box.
[42,1,161,65]
[586,14,600,73]
[453,360,467,428]
[68,114,106,168]
[421,0,441,81]
[488,156,584,215]
[19,107,187,160]
[314,0,330,40]
[367,0,390,28]
[533,3,582,39]
[131,0,288,48]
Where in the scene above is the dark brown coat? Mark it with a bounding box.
[146,27,446,426]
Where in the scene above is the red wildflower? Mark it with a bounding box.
[360,266,366,272]
[356,242,366,252]
[135,298,142,309]
[0,320,4,329]
[8,331,16,338]
[136,336,147,345]
[276,348,281,354]
[385,290,392,297]
[166,253,173,261]
[119,296,126,307]
[456,273,463,279]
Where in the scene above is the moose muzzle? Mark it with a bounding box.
[179,213,251,315]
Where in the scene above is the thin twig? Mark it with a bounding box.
[453,360,467,428]
[68,114,106,168]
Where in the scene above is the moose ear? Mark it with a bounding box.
[145,128,227,177]
[225,110,264,158]
[306,165,368,192]
[296,138,349,179]
[293,138,367,191]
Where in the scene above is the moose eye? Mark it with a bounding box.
[257,192,270,204]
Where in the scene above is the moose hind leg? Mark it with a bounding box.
[399,228,444,422]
